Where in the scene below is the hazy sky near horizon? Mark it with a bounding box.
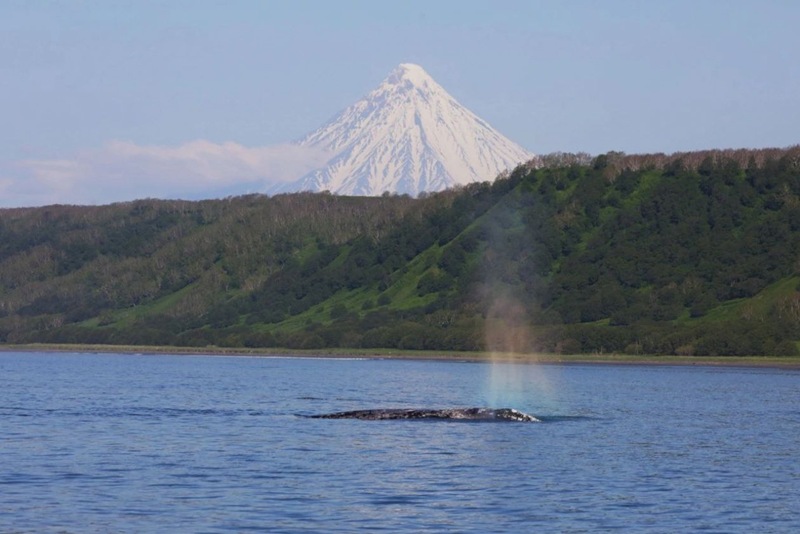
[2,0,798,207]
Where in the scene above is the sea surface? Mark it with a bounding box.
[1,352,798,533]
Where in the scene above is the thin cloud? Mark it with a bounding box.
[1,140,331,207]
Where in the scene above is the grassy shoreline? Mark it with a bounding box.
[2,343,800,369]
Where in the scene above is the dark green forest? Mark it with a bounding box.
[2,147,799,356]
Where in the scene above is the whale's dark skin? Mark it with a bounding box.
[309,407,539,422]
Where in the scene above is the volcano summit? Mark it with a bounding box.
[279,64,533,196]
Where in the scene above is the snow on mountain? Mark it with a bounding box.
[277,63,534,196]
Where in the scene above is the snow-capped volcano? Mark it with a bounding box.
[280,63,533,196]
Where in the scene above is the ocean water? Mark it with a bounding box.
[1,352,798,533]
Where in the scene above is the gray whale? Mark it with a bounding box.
[309,407,539,422]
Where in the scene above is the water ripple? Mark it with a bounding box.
[1,352,798,532]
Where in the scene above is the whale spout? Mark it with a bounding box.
[308,407,539,422]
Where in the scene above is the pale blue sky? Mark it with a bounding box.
[1,0,798,206]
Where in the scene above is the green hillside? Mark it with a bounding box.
[2,147,799,356]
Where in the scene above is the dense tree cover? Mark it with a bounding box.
[1,147,799,356]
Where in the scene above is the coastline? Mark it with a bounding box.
[2,343,800,369]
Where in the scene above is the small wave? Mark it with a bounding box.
[535,415,599,423]
[1,406,271,419]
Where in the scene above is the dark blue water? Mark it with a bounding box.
[1,352,798,532]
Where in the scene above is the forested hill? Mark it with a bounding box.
[2,146,799,356]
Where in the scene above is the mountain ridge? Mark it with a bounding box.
[1,147,799,356]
